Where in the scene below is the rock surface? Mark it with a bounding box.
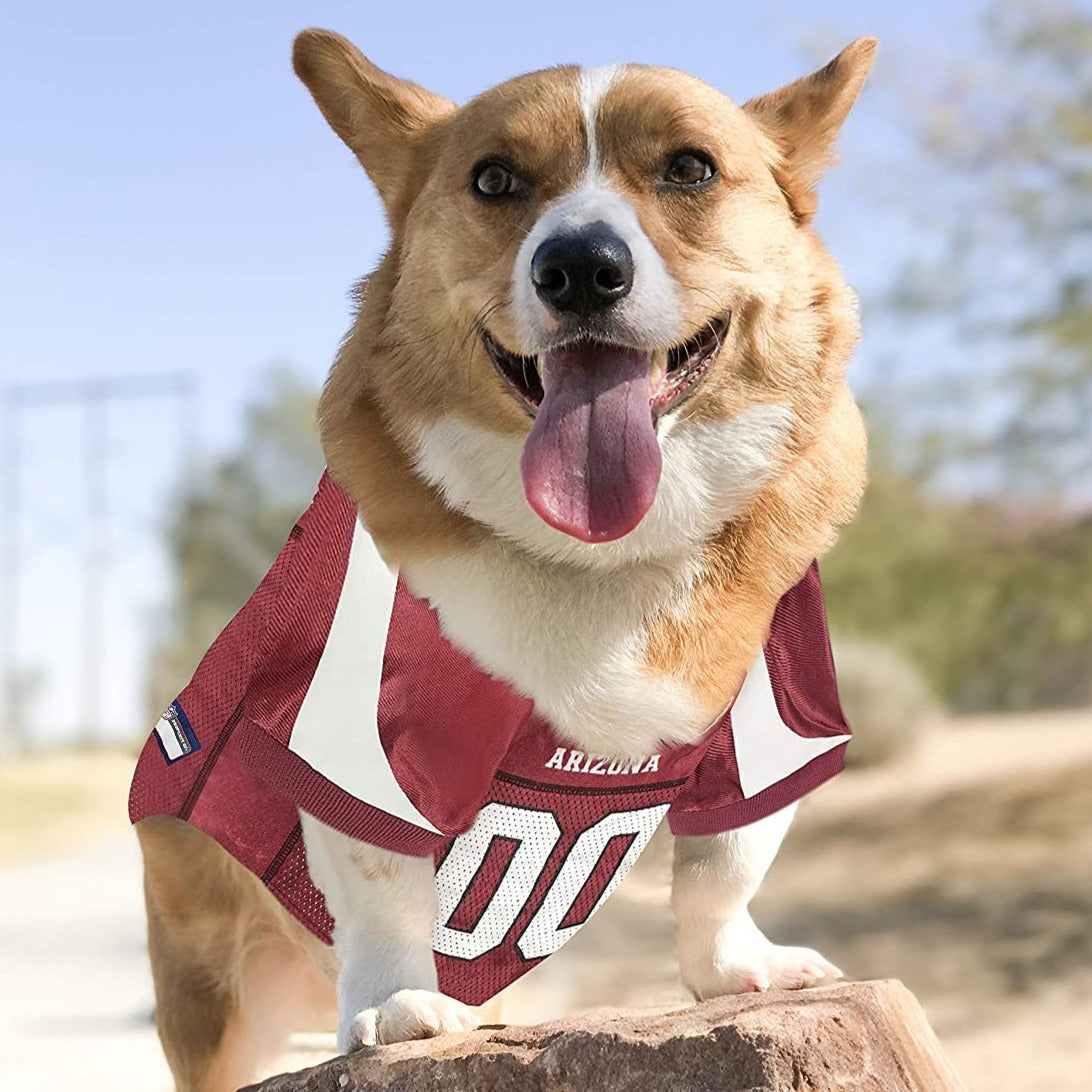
[245,980,968,1092]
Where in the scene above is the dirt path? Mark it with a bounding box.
[0,831,173,1090]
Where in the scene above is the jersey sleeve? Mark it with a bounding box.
[667,562,852,836]
[131,472,529,948]
[230,473,530,854]
[132,471,521,862]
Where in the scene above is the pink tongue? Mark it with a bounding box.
[520,343,661,543]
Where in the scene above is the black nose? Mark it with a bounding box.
[531,222,634,317]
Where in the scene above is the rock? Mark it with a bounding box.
[245,980,968,1092]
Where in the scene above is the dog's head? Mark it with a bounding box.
[296,32,874,567]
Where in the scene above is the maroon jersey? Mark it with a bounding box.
[130,473,851,1005]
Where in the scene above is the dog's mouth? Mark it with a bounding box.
[483,313,731,421]
[480,314,730,544]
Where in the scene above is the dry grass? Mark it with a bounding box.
[0,748,136,864]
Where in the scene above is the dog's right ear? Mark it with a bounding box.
[743,38,876,225]
[293,29,455,216]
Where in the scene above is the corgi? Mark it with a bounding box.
[132,29,874,1092]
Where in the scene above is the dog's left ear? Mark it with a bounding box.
[293,29,455,221]
[744,38,877,224]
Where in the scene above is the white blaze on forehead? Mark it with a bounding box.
[578,65,621,179]
[511,64,682,352]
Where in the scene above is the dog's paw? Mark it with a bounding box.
[345,989,478,1049]
[684,943,843,999]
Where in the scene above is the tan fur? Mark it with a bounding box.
[141,31,874,1088]
[743,38,878,224]
[291,30,456,221]
[314,64,594,560]
[593,59,870,711]
[646,387,866,713]
[313,34,872,706]
[138,816,337,1091]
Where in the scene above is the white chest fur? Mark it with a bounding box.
[404,404,794,759]
[401,544,712,761]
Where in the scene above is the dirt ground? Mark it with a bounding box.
[3,707,1089,1091]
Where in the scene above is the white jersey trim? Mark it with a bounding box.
[287,519,442,835]
[732,651,851,799]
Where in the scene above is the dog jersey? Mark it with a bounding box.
[129,472,852,1005]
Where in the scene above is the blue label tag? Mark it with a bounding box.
[152,700,201,765]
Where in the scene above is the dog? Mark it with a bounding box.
[131,29,873,1092]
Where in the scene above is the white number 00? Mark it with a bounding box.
[433,801,669,961]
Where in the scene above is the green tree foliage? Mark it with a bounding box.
[887,0,1091,489]
[825,1,1092,712]
[146,368,323,719]
[823,457,1092,712]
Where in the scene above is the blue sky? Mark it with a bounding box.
[0,0,993,743]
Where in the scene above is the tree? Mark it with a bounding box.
[884,0,1091,495]
[145,368,324,720]
[817,1,1092,712]
[823,457,1092,711]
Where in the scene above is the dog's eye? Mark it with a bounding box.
[664,152,717,186]
[472,161,523,200]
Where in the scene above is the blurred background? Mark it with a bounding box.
[0,0,1088,1089]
